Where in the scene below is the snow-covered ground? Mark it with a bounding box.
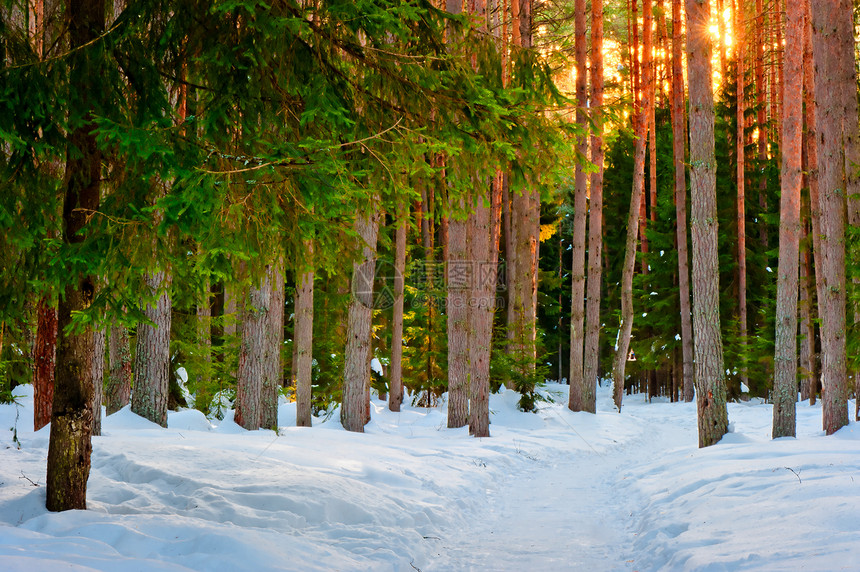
[1,383,858,571]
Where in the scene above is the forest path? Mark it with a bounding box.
[423,397,691,571]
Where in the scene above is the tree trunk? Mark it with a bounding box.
[810,0,849,435]
[196,280,212,401]
[46,0,104,512]
[447,200,470,428]
[389,204,406,412]
[342,210,380,432]
[235,272,271,430]
[91,326,105,436]
[772,0,803,439]
[673,0,694,403]
[106,321,132,415]
[295,243,315,427]
[755,0,769,251]
[687,0,729,448]
[612,0,653,412]
[261,258,284,430]
[582,0,605,414]
[132,271,172,427]
[33,297,57,431]
[568,0,589,411]
[736,0,749,395]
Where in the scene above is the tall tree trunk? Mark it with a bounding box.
[673,0,694,403]
[132,270,172,427]
[235,271,271,430]
[736,0,749,393]
[295,243,315,427]
[568,0,589,411]
[448,201,470,428]
[106,321,131,415]
[389,204,406,412]
[33,298,57,431]
[687,0,729,447]
[613,0,653,412]
[196,280,212,402]
[91,326,104,436]
[261,258,285,430]
[810,0,849,435]
[582,0,605,414]
[342,210,380,432]
[46,0,104,512]
[772,0,803,438]
[803,0,821,406]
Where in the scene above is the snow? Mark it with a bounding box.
[370,358,384,376]
[2,383,858,571]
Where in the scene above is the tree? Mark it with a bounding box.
[613,0,653,411]
[45,0,104,512]
[389,205,406,413]
[261,259,284,430]
[295,242,315,427]
[772,0,803,438]
[235,270,272,431]
[736,0,749,396]
[131,266,172,428]
[33,299,56,430]
[810,0,850,435]
[686,0,729,447]
[106,322,131,415]
[672,0,694,403]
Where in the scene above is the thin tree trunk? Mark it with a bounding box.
[582,0,605,414]
[389,205,407,412]
[687,0,729,448]
[736,0,749,393]
[448,201,470,427]
[106,321,132,415]
[755,0,769,250]
[772,0,803,438]
[33,297,57,431]
[295,243,315,427]
[342,210,380,432]
[46,0,104,512]
[568,0,589,411]
[91,325,104,437]
[196,280,212,402]
[673,0,694,403]
[810,0,849,435]
[613,0,653,412]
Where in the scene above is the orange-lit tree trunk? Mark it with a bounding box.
[613,0,653,411]
[582,0,605,413]
[568,0,589,411]
[687,0,729,447]
[672,0,694,403]
[772,0,803,438]
[810,0,849,435]
[736,0,749,393]
[755,0,768,250]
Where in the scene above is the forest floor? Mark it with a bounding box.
[1,381,858,571]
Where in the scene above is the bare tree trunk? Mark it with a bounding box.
[91,326,105,436]
[33,298,57,431]
[389,205,406,412]
[736,0,749,394]
[810,0,849,435]
[673,0,694,403]
[132,270,172,427]
[295,243,315,427]
[613,0,653,412]
[235,271,271,430]
[261,258,284,430]
[196,280,212,400]
[772,0,803,438]
[582,0,605,414]
[447,200,470,428]
[106,321,132,415]
[342,210,380,432]
[755,0,769,251]
[46,0,103,512]
[687,0,729,447]
[568,0,589,411]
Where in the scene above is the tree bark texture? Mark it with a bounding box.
[447,202,470,428]
[261,259,285,430]
[568,0,589,412]
[687,0,729,448]
[235,271,272,430]
[389,205,407,413]
[342,210,380,433]
[295,244,315,427]
[582,0,604,414]
[106,322,132,415]
[673,0,694,403]
[46,0,104,513]
[34,297,57,431]
[612,0,653,412]
[772,0,803,439]
[736,0,749,394]
[196,282,212,397]
[91,326,105,436]
[810,0,849,435]
[132,271,172,428]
